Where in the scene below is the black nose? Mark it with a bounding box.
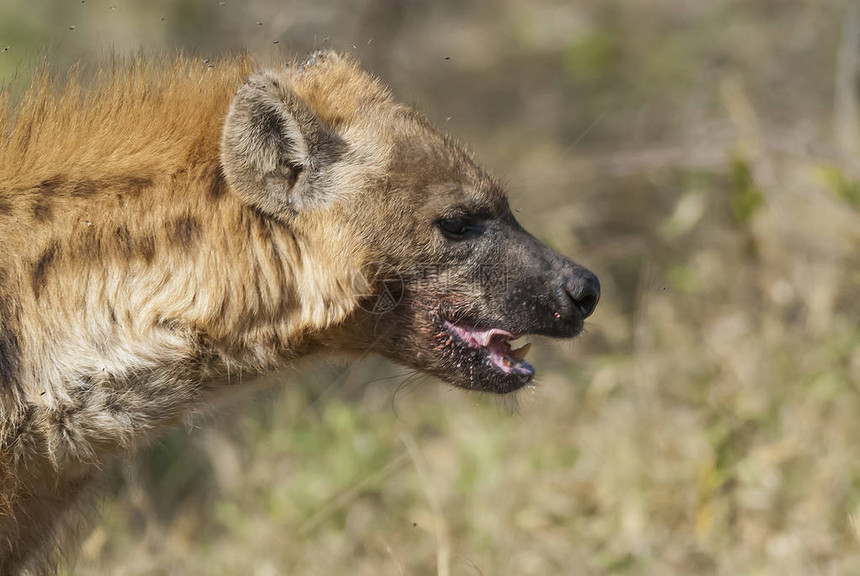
[561,269,600,319]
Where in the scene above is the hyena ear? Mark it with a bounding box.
[221,70,344,218]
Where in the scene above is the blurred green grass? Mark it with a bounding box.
[3,0,860,574]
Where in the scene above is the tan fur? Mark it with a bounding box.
[0,52,410,573]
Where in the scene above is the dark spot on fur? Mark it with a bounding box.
[171,216,200,247]
[115,225,132,259]
[238,209,255,236]
[0,270,21,389]
[82,229,101,260]
[108,305,117,324]
[0,327,21,385]
[32,199,52,222]
[138,234,156,263]
[0,198,11,215]
[32,243,58,300]
[209,169,228,200]
[29,175,65,221]
[89,175,153,200]
[36,175,67,195]
[104,392,124,414]
[268,228,284,263]
[119,176,153,197]
[69,179,98,198]
[156,316,182,332]
[257,218,274,244]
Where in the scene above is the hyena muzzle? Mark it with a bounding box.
[262,63,602,395]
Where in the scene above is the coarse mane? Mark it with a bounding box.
[0,54,257,189]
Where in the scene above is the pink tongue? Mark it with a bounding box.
[474,328,514,346]
[448,324,515,347]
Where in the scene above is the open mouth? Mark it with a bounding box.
[443,321,535,378]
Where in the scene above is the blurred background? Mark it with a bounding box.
[3,0,860,574]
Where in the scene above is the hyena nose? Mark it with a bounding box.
[559,269,601,320]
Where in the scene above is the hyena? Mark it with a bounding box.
[0,51,599,573]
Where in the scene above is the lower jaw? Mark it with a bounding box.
[429,317,536,391]
[467,362,535,394]
[488,371,534,394]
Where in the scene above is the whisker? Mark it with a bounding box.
[391,371,429,421]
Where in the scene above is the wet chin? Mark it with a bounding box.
[445,361,534,394]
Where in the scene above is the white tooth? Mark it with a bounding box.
[509,343,531,362]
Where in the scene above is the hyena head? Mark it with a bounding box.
[221,51,599,394]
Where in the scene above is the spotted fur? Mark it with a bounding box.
[0,51,390,574]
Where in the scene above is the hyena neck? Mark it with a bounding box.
[0,150,363,574]
[1,158,361,471]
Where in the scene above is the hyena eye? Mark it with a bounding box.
[436,216,483,240]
